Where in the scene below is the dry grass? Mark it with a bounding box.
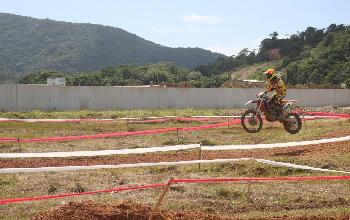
[0,109,349,219]
[0,108,242,119]
[0,162,350,219]
[0,118,349,153]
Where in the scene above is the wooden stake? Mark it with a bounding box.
[198,146,202,171]
[176,128,179,142]
[148,177,174,220]
[17,138,21,152]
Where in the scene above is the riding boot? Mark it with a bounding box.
[276,104,284,120]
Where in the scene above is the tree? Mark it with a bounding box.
[188,71,202,80]
[327,23,346,33]
[19,70,65,84]
[269,31,278,40]
[299,27,325,46]
[310,69,322,84]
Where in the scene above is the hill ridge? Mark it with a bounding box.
[0,13,224,77]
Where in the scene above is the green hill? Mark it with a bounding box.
[195,24,350,87]
[229,61,277,80]
[0,13,224,79]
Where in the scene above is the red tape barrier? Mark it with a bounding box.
[132,118,171,123]
[0,119,114,123]
[0,183,166,205]
[1,111,348,143]
[299,111,350,118]
[1,175,349,205]
[130,118,222,124]
[0,117,225,124]
[0,119,241,143]
[20,127,179,143]
[171,175,350,183]
[0,138,18,142]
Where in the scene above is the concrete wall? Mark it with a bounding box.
[0,84,349,111]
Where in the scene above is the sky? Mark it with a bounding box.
[1,0,349,56]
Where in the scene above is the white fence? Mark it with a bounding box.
[0,85,349,111]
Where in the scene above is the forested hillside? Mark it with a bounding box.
[0,13,224,79]
[195,24,350,87]
[19,63,231,88]
[18,23,350,88]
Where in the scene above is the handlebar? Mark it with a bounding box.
[256,91,267,98]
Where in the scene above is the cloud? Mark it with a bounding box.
[181,14,236,24]
[205,46,242,56]
[206,38,264,56]
[151,27,199,33]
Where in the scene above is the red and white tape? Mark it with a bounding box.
[0,183,166,205]
[1,158,350,174]
[298,111,350,118]
[0,119,241,143]
[1,175,349,205]
[1,135,349,159]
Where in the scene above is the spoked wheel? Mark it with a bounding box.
[241,109,263,133]
[283,112,302,134]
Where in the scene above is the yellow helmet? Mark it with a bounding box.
[264,68,275,75]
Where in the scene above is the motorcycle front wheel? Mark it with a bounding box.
[241,109,263,133]
[283,112,302,134]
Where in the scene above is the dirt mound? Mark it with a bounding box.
[31,200,224,220]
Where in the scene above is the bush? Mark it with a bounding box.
[200,139,216,146]
[345,79,350,89]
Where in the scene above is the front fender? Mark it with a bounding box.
[245,100,258,105]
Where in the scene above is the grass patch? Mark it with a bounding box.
[0,108,243,119]
[1,163,350,219]
[200,161,314,177]
[200,139,216,146]
[0,118,349,154]
[214,186,245,199]
[162,139,189,145]
[70,182,86,193]
[148,165,179,174]
[47,183,58,194]
[0,116,350,153]
[126,126,136,132]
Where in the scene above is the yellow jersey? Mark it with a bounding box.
[266,76,286,98]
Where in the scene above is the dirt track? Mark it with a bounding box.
[31,200,350,220]
[31,201,225,220]
[2,140,350,169]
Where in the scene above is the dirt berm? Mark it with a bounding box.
[31,200,225,220]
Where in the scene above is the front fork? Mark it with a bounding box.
[255,102,262,116]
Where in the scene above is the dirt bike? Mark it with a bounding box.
[241,92,302,134]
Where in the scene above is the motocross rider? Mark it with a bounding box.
[263,68,286,118]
